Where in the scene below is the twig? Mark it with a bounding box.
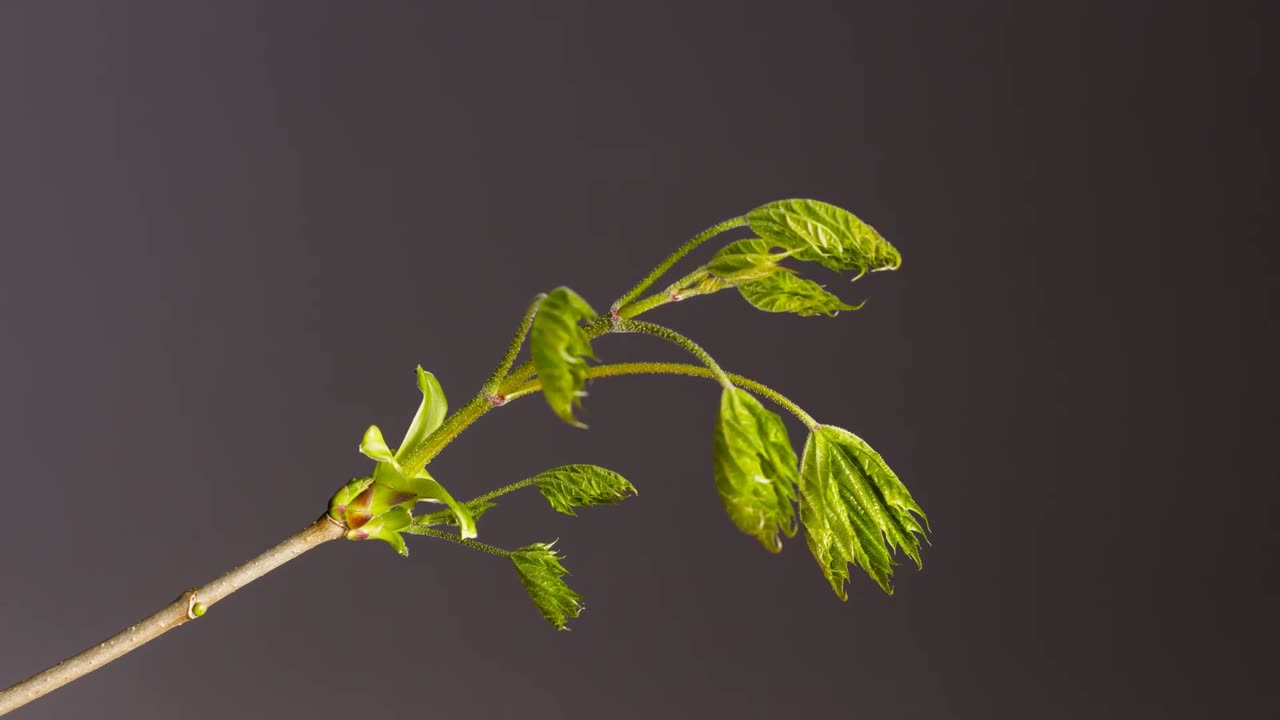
[0,515,345,716]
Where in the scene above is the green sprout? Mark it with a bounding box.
[0,198,929,715]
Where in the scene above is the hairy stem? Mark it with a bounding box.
[465,478,537,505]
[615,267,726,320]
[404,527,512,557]
[613,320,733,387]
[0,516,345,717]
[505,361,819,429]
[611,216,746,311]
[396,393,493,478]
[482,293,546,396]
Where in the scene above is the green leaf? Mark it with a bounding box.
[748,199,901,275]
[410,500,498,530]
[798,425,927,598]
[531,464,637,516]
[530,287,598,428]
[359,425,396,464]
[738,271,863,317]
[510,542,584,630]
[395,367,447,463]
[712,388,799,553]
[409,469,477,539]
[707,238,792,284]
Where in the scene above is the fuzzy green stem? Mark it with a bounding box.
[493,316,611,397]
[482,294,546,396]
[615,267,727,320]
[611,216,746,312]
[613,320,733,388]
[405,527,512,557]
[396,393,493,478]
[466,478,537,505]
[505,361,819,429]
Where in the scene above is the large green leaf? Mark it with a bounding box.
[706,238,792,284]
[738,271,863,317]
[712,388,799,553]
[747,199,901,275]
[530,287,598,428]
[531,464,637,516]
[510,542,584,630]
[396,366,447,463]
[798,425,927,598]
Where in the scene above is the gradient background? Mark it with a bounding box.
[0,2,1274,718]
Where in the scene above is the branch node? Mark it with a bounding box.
[184,590,204,620]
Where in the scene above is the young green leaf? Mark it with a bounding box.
[407,469,477,539]
[706,238,792,284]
[712,388,800,553]
[530,287,598,428]
[359,425,396,465]
[395,367,447,463]
[738,271,863,317]
[531,464,637,516]
[747,199,901,275]
[798,425,928,598]
[510,542,584,630]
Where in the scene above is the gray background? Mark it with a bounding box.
[1,2,1274,718]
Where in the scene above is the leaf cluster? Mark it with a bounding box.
[326,198,929,629]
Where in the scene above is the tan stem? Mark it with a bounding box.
[0,515,345,716]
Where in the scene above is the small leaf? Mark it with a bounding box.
[359,425,396,464]
[510,542,584,630]
[712,388,799,553]
[738,271,863,317]
[531,464,637,516]
[396,367,448,463]
[410,500,498,530]
[410,469,477,539]
[748,199,901,275]
[707,238,792,284]
[530,287,598,428]
[798,425,927,598]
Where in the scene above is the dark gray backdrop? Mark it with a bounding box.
[1,2,1274,718]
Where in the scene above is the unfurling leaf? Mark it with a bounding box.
[396,366,447,464]
[340,365,477,547]
[531,464,637,516]
[530,287,598,428]
[748,199,901,275]
[712,388,799,553]
[798,425,927,598]
[738,271,863,317]
[707,238,793,284]
[510,542,584,630]
[359,425,395,464]
[407,469,477,539]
